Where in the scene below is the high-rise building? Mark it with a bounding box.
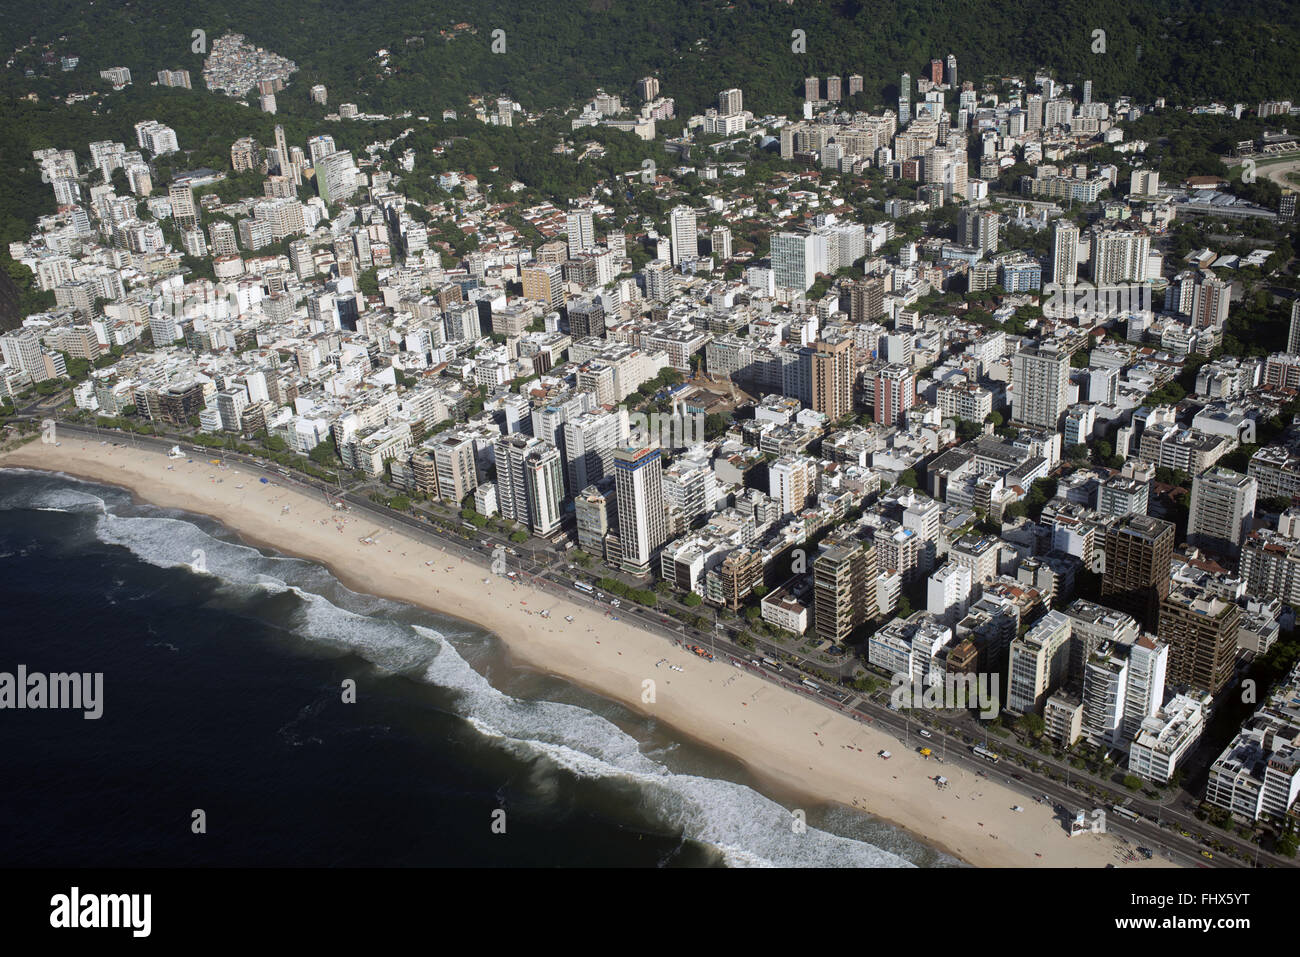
[637,77,660,101]
[181,226,207,258]
[430,433,478,504]
[811,335,854,422]
[133,120,178,155]
[946,54,957,88]
[1025,93,1044,131]
[899,72,912,124]
[496,97,513,127]
[771,231,826,293]
[874,363,915,426]
[1065,599,1141,685]
[563,409,626,495]
[494,435,563,536]
[523,445,565,536]
[669,206,698,265]
[1188,467,1257,562]
[1191,274,1230,330]
[157,69,192,89]
[209,221,238,258]
[769,455,815,518]
[0,329,47,381]
[813,538,878,642]
[1080,634,1169,747]
[567,297,606,339]
[958,208,999,255]
[826,76,842,102]
[316,150,358,205]
[1007,610,1073,716]
[848,74,863,96]
[1288,300,1300,355]
[566,209,595,257]
[521,264,566,310]
[927,562,972,625]
[168,183,197,228]
[614,446,668,575]
[1123,635,1169,741]
[1101,515,1175,632]
[1011,344,1069,430]
[1159,587,1241,696]
[1130,168,1160,197]
[230,137,260,172]
[307,134,336,168]
[1082,79,1092,105]
[849,276,885,322]
[273,125,299,185]
[1090,228,1151,285]
[644,260,675,303]
[718,88,743,116]
[804,77,820,102]
[710,226,732,261]
[289,238,314,280]
[1051,220,1079,285]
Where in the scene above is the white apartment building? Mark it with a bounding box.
[1128,693,1206,783]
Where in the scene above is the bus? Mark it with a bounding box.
[1112,805,1142,822]
[573,581,594,593]
[801,679,820,692]
[972,745,1001,764]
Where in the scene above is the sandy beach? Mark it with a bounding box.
[1,435,1174,868]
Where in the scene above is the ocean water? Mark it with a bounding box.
[0,468,958,868]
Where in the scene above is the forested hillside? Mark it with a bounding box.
[5,0,1299,117]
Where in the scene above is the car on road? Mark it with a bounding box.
[917,729,932,739]
[610,598,621,608]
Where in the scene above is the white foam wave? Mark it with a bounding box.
[1,482,110,514]
[416,624,911,868]
[88,501,915,867]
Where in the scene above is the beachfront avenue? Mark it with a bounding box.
[16,418,1288,870]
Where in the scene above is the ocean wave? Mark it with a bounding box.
[0,474,111,515]
[416,624,912,868]
[78,486,918,867]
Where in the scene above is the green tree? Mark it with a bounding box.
[309,441,338,467]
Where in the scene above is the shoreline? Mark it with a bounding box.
[0,436,1174,868]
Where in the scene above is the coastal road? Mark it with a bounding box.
[39,421,1283,868]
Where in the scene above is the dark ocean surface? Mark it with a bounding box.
[0,468,957,867]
